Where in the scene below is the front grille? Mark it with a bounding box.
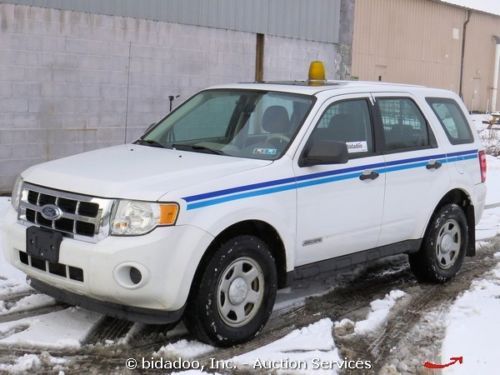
[18,183,114,243]
[19,251,84,282]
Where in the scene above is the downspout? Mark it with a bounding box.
[459,10,471,99]
[491,36,500,112]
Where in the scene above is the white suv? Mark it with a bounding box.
[2,65,487,346]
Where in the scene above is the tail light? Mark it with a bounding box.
[479,150,487,183]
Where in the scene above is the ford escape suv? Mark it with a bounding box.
[2,63,486,346]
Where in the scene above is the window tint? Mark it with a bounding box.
[378,98,430,151]
[310,99,374,156]
[172,93,238,141]
[426,98,473,144]
[144,90,315,160]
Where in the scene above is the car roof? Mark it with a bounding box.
[207,81,454,97]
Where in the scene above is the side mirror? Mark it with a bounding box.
[299,139,349,167]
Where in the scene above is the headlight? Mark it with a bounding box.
[11,176,23,211]
[111,200,179,236]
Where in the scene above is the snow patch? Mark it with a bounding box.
[0,294,55,316]
[154,339,214,359]
[354,290,406,335]
[0,354,41,373]
[232,318,340,374]
[0,198,29,296]
[441,262,500,374]
[0,307,102,349]
[476,206,500,241]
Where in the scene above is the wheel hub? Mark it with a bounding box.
[440,234,454,253]
[436,218,461,270]
[228,277,248,305]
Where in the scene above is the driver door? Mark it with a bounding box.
[293,94,386,266]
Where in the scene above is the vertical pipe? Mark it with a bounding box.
[491,37,500,112]
[459,10,471,99]
[255,33,265,82]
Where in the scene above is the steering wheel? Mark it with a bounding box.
[266,134,291,147]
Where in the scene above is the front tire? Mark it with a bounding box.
[184,235,277,346]
[409,203,468,283]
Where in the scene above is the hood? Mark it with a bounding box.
[22,145,271,201]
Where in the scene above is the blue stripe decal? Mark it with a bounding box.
[184,149,478,210]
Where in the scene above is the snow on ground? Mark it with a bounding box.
[353,290,406,335]
[155,339,215,359]
[471,114,500,157]
[441,257,500,375]
[231,318,341,374]
[485,154,500,205]
[0,198,29,298]
[476,206,500,241]
[0,307,102,349]
[0,293,55,316]
[0,354,41,374]
[0,352,67,374]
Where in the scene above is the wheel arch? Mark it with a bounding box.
[425,188,476,256]
[189,220,289,299]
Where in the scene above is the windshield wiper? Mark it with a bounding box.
[134,139,166,148]
[170,144,225,155]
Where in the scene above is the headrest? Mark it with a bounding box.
[262,106,290,134]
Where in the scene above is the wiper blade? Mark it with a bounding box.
[170,144,224,155]
[134,139,166,148]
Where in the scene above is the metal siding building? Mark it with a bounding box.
[0,0,342,43]
[352,0,500,112]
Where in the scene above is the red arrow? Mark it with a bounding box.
[424,356,463,369]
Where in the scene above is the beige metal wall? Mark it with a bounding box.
[352,0,500,112]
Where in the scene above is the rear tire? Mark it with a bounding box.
[184,235,277,347]
[409,203,468,283]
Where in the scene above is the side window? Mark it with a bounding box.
[426,98,473,144]
[309,99,374,156]
[377,97,432,152]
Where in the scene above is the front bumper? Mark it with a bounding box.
[30,277,185,324]
[2,206,214,312]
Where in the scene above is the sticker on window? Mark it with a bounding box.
[346,141,368,153]
[253,148,277,156]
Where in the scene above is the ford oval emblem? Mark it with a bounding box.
[40,204,63,221]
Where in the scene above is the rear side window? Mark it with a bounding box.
[310,98,374,157]
[377,97,432,152]
[426,98,473,144]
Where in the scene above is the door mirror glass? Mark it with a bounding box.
[300,139,349,167]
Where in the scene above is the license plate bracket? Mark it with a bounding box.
[26,226,63,263]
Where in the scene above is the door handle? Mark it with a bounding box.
[359,170,379,181]
[426,160,442,170]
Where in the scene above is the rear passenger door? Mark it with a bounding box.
[373,94,450,246]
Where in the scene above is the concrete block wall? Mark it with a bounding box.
[263,35,341,81]
[0,3,346,193]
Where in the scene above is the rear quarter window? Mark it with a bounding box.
[426,98,474,144]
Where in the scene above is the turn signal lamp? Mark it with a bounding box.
[308,61,326,85]
[159,203,179,225]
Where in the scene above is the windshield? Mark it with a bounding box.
[141,90,315,160]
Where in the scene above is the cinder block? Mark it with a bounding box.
[0,98,28,113]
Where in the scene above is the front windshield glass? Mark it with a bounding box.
[141,90,315,160]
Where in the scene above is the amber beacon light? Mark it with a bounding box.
[308,60,326,84]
